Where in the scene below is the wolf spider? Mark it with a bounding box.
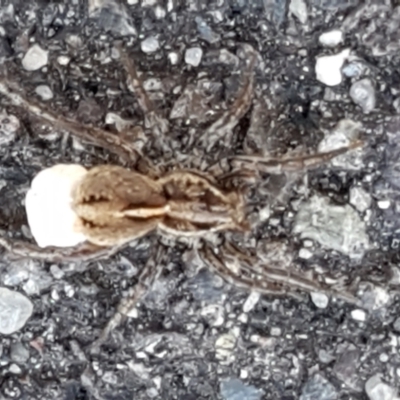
[0,44,363,350]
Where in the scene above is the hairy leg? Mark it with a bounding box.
[196,47,257,152]
[229,139,364,174]
[90,243,166,352]
[0,237,127,263]
[200,240,359,304]
[119,48,170,153]
[0,80,151,167]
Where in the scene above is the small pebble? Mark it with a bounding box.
[342,61,366,78]
[379,353,389,363]
[0,111,19,146]
[365,374,397,400]
[220,378,263,400]
[300,374,338,400]
[311,292,329,309]
[242,292,260,313]
[377,200,390,209]
[10,342,29,363]
[9,363,22,374]
[168,52,179,65]
[299,248,313,259]
[315,49,350,86]
[0,288,33,335]
[35,85,53,101]
[393,317,400,333]
[215,333,236,360]
[351,309,366,322]
[349,78,376,113]
[270,327,281,336]
[57,55,70,65]
[289,0,308,24]
[319,30,343,47]
[349,187,371,213]
[141,37,160,53]
[22,44,48,71]
[185,47,203,67]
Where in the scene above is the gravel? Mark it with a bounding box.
[0,1,399,399]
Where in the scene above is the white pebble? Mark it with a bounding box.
[315,49,350,86]
[25,164,88,248]
[168,51,179,65]
[22,44,48,71]
[35,85,53,101]
[311,292,329,309]
[242,292,260,313]
[365,374,397,400]
[318,30,343,47]
[141,37,160,53]
[185,47,203,67]
[299,248,313,259]
[57,55,70,65]
[351,309,366,322]
[377,200,390,209]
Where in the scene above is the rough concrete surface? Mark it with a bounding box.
[0,0,399,399]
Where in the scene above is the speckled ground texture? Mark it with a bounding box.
[0,0,400,399]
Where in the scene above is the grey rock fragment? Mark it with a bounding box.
[195,17,220,44]
[220,378,263,400]
[318,119,364,170]
[88,0,136,36]
[22,44,48,71]
[293,196,370,257]
[300,374,338,400]
[10,342,29,363]
[141,37,160,53]
[0,111,19,146]
[35,85,53,101]
[365,374,398,400]
[334,348,362,391]
[393,317,400,333]
[349,78,376,113]
[349,187,371,212]
[185,47,203,67]
[289,0,308,24]
[342,61,366,78]
[0,288,33,335]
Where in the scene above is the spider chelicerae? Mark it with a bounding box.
[0,43,363,350]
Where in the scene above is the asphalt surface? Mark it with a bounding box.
[0,1,400,399]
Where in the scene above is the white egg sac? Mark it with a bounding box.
[25,164,88,248]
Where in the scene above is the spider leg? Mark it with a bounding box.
[0,79,157,170]
[196,48,257,152]
[201,240,359,304]
[223,241,359,304]
[0,236,126,263]
[119,48,170,150]
[90,243,166,352]
[229,139,364,174]
[200,241,289,296]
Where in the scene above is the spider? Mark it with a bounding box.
[0,44,363,351]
